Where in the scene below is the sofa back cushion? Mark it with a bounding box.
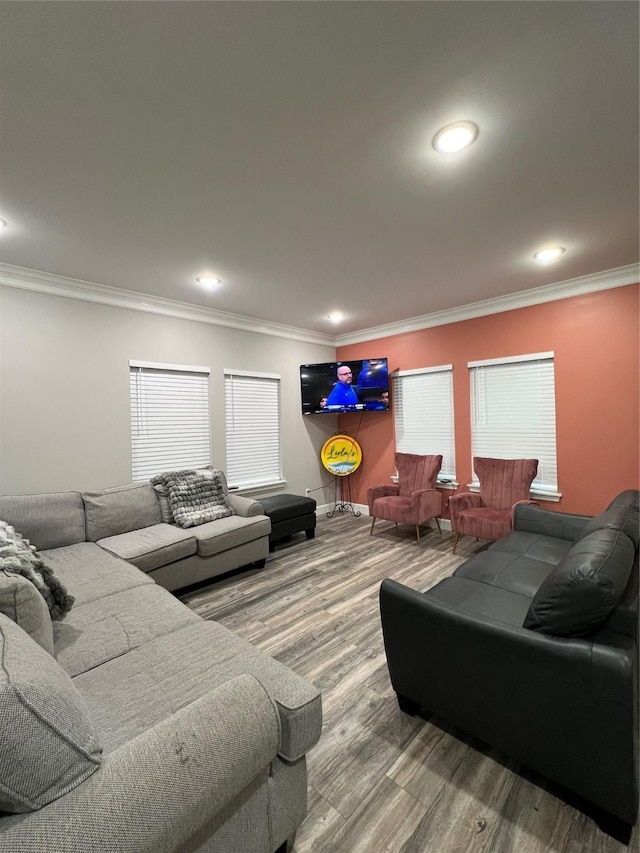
[0,571,54,655]
[574,505,640,550]
[607,489,640,512]
[0,492,85,550]
[523,528,635,637]
[83,483,162,542]
[0,613,102,812]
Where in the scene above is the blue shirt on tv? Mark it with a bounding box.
[326,382,358,407]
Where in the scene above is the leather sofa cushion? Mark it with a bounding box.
[488,530,573,565]
[424,575,533,627]
[607,489,640,512]
[453,551,555,598]
[524,528,635,637]
[575,505,639,549]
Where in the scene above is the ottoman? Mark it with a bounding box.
[259,494,317,551]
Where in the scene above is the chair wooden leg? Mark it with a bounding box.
[434,517,442,534]
[370,517,376,535]
[415,524,420,542]
[453,531,460,553]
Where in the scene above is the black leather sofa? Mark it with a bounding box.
[380,490,639,837]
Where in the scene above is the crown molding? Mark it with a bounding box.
[335,263,640,346]
[1,261,637,349]
[0,263,336,347]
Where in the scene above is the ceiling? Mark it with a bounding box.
[0,2,638,339]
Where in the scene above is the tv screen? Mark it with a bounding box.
[300,358,389,414]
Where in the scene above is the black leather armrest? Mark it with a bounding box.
[513,503,591,540]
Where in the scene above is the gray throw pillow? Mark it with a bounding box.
[0,613,102,812]
[523,528,635,637]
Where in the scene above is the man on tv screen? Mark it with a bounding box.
[326,365,358,407]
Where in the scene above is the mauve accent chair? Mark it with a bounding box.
[449,457,538,553]
[368,453,443,542]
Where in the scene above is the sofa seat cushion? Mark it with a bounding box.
[0,613,102,813]
[0,571,54,654]
[55,584,201,677]
[97,524,197,572]
[83,482,162,541]
[524,528,636,637]
[453,551,555,598]
[424,575,533,627]
[40,543,154,606]
[73,620,321,763]
[192,515,271,558]
[488,531,573,565]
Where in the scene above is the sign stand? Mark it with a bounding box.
[320,434,363,519]
[327,473,361,518]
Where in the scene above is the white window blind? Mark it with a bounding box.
[469,352,558,492]
[129,361,211,481]
[393,365,456,479]
[224,370,281,489]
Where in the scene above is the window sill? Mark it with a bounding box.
[229,480,287,497]
[467,483,562,503]
[391,475,458,490]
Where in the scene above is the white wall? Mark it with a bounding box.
[0,287,338,498]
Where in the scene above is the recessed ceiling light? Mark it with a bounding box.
[433,121,479,153]
[196,275,221,288]
[328,312,345,323]
[534,246,565,263]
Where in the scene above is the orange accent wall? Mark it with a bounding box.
[338,284,639,516]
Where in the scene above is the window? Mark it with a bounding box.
[224,369,282,489]
[129,360,211,481]
[393,365,456,480]
[469,352,558,495]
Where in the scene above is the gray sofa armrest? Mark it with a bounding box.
[0,674,280,853]
[513,502,591,540]
[227,492,266,518]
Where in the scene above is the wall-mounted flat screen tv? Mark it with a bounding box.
[300,358,389,415]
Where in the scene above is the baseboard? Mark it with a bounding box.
[315,504,452,531]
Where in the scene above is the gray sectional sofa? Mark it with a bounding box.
[0,484,322,852]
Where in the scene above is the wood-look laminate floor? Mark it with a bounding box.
[180,513,638,853]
